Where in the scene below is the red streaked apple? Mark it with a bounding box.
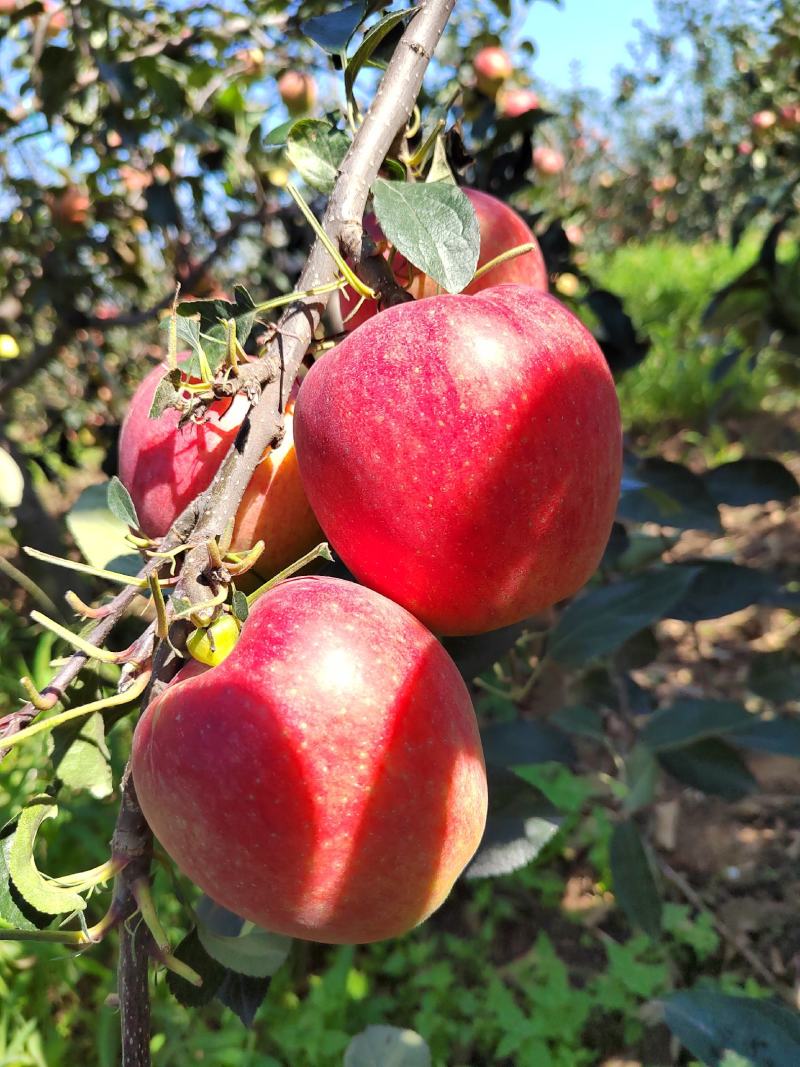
[294,285,622,636]
[339,187,548,331]
[118,362,322,576]
[131,576,488,944]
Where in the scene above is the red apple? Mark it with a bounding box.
[294,285,621,636]
[737,139,754,156]
[779,104,800,128]
[118,361,323,576]
[132,576,488,943]
[532,145,565,177]
[0,0,18,12]
[473,46,512,96]
[339,188,548,332]
[278,71,316,116]
[497,86,540,118]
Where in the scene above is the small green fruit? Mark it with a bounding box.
[187,614,240,667]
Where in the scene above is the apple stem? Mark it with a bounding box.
[3,670,151,753]
[65,589,116,620]
[131,879,204,988]
[29,610,130,664]
[19,675,59,711]
[253,278,347,315]
[246,541,334,607]
[286,182,377,300]
[471,242,537,282]
[24,546,153,588]
[225,540,265,577]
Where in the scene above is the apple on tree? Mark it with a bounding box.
[497,86,540,118]
[132,576,488,944]
[473,46,512,97]
[118,360,322,577]
[295,285,622,636]
[532,145,565,177]
[278,71,317,116]
[339,187,548,331]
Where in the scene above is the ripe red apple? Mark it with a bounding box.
[294,285,621,636]
[532,145,565,177]
[118,361,322,576]
[497,86,540,118]
[278,71,316,116]
[473,46,512,96]
[132,576,488,943]
[339,188,548,332]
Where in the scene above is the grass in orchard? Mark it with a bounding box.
[589,237,776,433]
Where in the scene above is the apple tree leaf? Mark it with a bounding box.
[371,178,480,294]
[609,820,662,938]
[302,3,365,53]
[345,1026,432,1067]
[65,482,141,576]
[195,895,291,978]
[287,120,351,194]
[49,713,112,799]
[8,797,86,915]
[702,458,799,507]
[106,476,139,529]
[641,699,754,752]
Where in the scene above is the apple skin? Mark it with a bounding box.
[532,145,565,176]
[497,86,540,118]
[278,71,316,116]
[339,188,548,332]
[473,46,512,96]
[118,362,323,576]
[294,285,621,636]
[131,576,488,944]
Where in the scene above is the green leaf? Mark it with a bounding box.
[658,739,758,801]
[176,286,257,375]
[231,589,249,623]
[215,970,272,1029]
[466,811,560,880]
[662,989,800,1066]
[666,561,789,622]
[65,482,142,576]
[50,713,112,799]
[196,896,291,978]
[106,476,140,529]
[0,447,24,509]
[344,1026,432,1067]
[641,700,754,753]
[703,458,799,507]
[549,567,700,668]
[286,120,350,194]
[302,2,365,52]
[609,821,662,938]
[747,650,800,703]
[148,369,183,419]
[8,797,86,915]
[264,119,297,147]
[0,829,37,932]
[425,135,456,185]
[481,720,575,769]
[371,178,480,293]
[622,744,658,813]
[344,9,417,99]
[618,457,721,533]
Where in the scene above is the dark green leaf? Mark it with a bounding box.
[371,179,480,293]
[145,182,180,229]
[344,1025,432,1067]
[167,928,224,1007]
[703,459,799,507]
[231,590,249,623]
[618,457,721,532]
[641,700,754,753]
[176,287,257,374]
[658,739,758,801]
[481,720,575,769]
[662,989,800,1066]
[747,651,800,703]
[196,896,291,978]
[549,567,700,667]
[623,745,658,813]
[302,3,365,52]
[106,476,140,529]
[667,561,789,622]
[8,797,86,915]
[344,9,417,98]
[729,717,800,757]
[264,119,297,147]
[66,483,141,575]
[286,120,350,194]
[441,619,528,683]
[609,821,662,937]
[550,705,605,741]
[215,970,271,1028]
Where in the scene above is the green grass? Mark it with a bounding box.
[587,237,775,432]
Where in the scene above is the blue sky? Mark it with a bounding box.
[520,0,659,95]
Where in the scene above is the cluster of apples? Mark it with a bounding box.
[125,189,622,945]
[472,47,565,177]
